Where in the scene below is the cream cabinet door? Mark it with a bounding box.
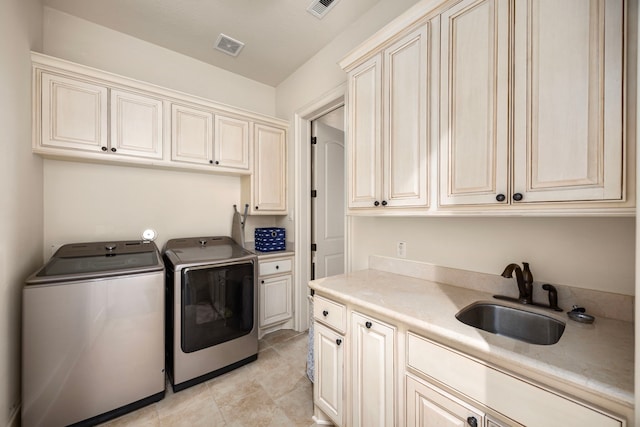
[314,322,344,427]
[351,312,395,427]
[384,25,429,208]
[347,54,383,209]
[171,103,214,165]
[259,274,292,328]
[40,72,108,152]
[110,89,163,159]
[512,0,624,203]
[214,115,250,170]
[406,375,484,427]
[439,0,510,206]
[251,124,287,214]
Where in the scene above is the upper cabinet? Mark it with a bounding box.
[32,52,288,213]
[40,72,163,159]
[345,25,429,211]
[214,115,251,170]
[511,0,624,204]
[341,0,632,215]
[438,0,510,206]
[171,103,251,171]
[110,89,163,159]
[242,123,287,215]
[40,72,108,152]
[441,0,624,206]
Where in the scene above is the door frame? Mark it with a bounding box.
[293,83,346,332]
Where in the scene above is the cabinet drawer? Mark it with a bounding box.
[259,258,292,276]
[313,295,346,334]
[406,333,624,427]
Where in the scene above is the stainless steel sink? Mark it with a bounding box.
[455,302,565,345]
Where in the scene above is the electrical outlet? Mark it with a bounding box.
[397,241,406,258]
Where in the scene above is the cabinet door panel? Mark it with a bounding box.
[351,312,395,427]
[41,73,107,151]
[385,25,429,207]
[171,104,214,165]
[111,89,163,159]
[259,275,292,327]
[314,323,344,426]
[215,115,250,170]
[406,375,484,427]
[348,55,383,208]
[513,0,624,202]
[253,124,287,212]
[439,0,509,206]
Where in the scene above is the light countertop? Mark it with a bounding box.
[309,269,634,408]
[245,242,294,259]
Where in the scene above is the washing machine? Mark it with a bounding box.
[164,236,258,391]
[22,240,165,427]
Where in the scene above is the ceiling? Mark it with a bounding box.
[42,0,383,87]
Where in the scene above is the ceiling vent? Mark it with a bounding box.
[307,0,341,19]
[214,33,245,57]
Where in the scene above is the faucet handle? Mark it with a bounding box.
[542,284,563,312]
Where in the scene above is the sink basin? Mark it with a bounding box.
[455,302,565,345]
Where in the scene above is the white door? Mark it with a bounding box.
[312,119,345,279]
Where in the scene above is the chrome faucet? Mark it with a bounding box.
[501,262,533,304]
[495,262,562,311]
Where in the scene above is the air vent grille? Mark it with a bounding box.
[214,33,245,57]
[307,0,341,19]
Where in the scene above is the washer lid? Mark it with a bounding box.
[26,240,163,285]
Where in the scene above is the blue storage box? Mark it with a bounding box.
[255,227,286,252]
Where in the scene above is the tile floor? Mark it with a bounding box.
[101,329,316,427]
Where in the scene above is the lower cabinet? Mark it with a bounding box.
[314,322,345,426]
[406,374,484,427]
[258,256,293,332]
[351,312,395,427]
[406,333,625,427]
[311,293,626,427]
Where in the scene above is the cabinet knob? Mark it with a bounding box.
[275,265,279,270]
[101,146,107,152]
[110,147,116,152]
[215,160,219,165]
[381,200,388,206]
[209,160,214,164]
[513,192,523,201]
[261,280,265,284]
[365,321,372,329]
[336,338,342,346]
[255,206,259,210]
[496,194,506,202]
[467,417,478,427]
[322,310,328,317]
[374,201,380,207]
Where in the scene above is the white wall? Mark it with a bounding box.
[0,0,43,425]
[351,216,635,296]
[43,7,276,116]
[43,161,244,255]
